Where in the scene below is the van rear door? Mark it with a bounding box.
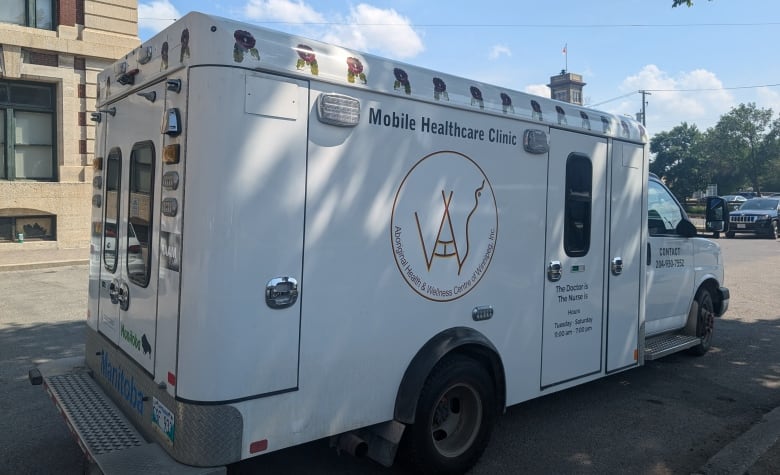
[97,82,166,375]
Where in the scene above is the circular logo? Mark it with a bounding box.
[391,151,498,301]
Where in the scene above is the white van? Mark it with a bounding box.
[31,12,729,474]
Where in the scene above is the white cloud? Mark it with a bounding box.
[756,87,780,114]
[138,0,180,35]
[489,45,511,60]
[321,4,424,59]
[243,0,324,23]
[240,1,423,59]
[525,84,550,99]
[612,64,736,135]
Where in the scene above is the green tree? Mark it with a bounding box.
[705,103,779,195]
[650,122,707,202]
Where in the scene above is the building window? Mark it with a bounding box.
[571,90,582,105]
[0,214,56,241]
[0,81,56,181]
[0,0,55,30]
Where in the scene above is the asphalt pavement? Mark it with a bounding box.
[2,241,779,474]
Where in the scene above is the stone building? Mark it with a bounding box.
[548,70,586,106]
[0,0,139,254]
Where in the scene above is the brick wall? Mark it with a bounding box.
[58,0,86,27]
[58,0,77,27]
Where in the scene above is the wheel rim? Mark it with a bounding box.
[699,293,715,345]
[429,383,482,458]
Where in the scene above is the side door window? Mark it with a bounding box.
[648,181,683,236]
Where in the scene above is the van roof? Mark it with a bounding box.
[98,11,647,144]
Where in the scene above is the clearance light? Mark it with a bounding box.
[162,171,179,190]
[93,176,102,189]
[161,198,178,217]
[163,144,180,164]
[167,372,176,386]
[163,108,182,136]
[93,157,103,171]
[317,93,360,127]
[138,46,153,65]
[166,79,182,93]
[523,129,549,155]
[117,69,140,86]
[92,195,102,208]
[250,440,268,454]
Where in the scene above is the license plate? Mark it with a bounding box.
[737,223,746,229]
[152,397,175,443]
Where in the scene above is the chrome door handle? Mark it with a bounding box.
[117,281,130,311]
[547,260,562,282]
[109,280,120,304]
[611,257,624,276]
[266,277,299,309]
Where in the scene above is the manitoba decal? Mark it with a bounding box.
[391,151,498,301]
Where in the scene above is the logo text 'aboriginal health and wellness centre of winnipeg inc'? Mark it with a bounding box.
[391,151,498,302]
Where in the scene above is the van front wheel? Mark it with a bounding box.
[688,287,715,356]
[404,355,495,475]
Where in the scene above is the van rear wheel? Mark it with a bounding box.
[688,287,715,356]
[403,355,495,474]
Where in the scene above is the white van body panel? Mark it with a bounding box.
[70,11,727,469]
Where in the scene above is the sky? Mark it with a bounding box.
[136,0,780,138]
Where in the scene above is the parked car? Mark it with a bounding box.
[103,220,146,276]
[726,197,780,239]
[721,194,748,211]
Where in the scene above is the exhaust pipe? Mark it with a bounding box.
[333,432,368,458]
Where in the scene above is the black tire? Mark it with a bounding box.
[403,355,496,475]
[771,220,779,240]
[688,287,715,356]
[725,231,735,239]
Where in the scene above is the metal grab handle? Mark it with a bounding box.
[109,281,120,304]
[107,279,130,309]
[266,277,299,309]
[611,257,624,276]
[547,260,562,282]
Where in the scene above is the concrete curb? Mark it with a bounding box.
[695,406,780,475]
[0,259,89,272]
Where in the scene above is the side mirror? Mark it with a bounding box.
[705,196,729,233]
[676,219,698,238]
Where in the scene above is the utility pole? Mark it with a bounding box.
[639,90,651,126]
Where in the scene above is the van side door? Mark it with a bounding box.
[645,179,694,335]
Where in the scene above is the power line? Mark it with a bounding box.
[590,83,780,107]
[137,18,780,28]
[589,92,638,107]
[646,83,780,92]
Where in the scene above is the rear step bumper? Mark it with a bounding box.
[29,357,224,475]
[645,334,701,360]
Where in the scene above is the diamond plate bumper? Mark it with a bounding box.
[30,357,225,475]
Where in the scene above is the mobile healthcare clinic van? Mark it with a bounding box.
[30,11,729,474]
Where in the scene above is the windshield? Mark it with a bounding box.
[740,199,779,211]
